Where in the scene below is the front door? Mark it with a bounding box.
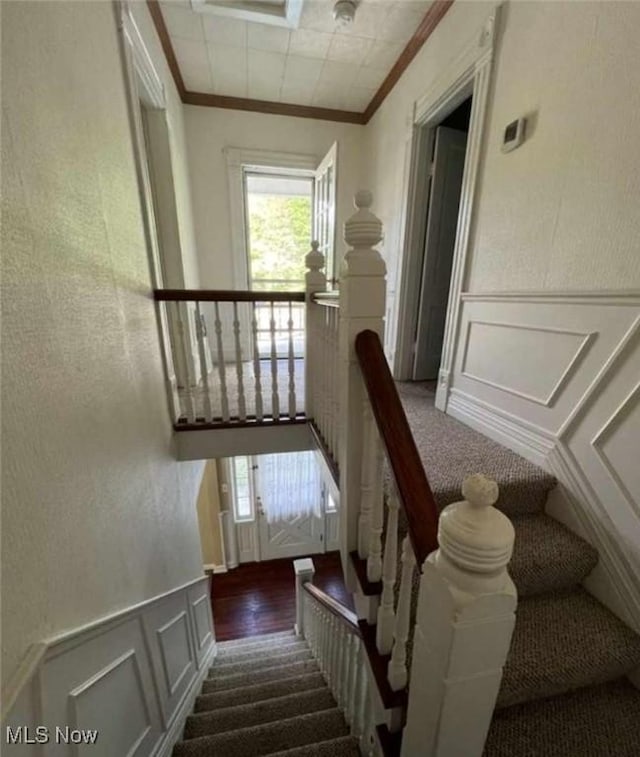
[258,509,325,561]
[256,451,326,561]
[413,126,468,380]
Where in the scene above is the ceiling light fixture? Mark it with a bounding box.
[333,0,357,27]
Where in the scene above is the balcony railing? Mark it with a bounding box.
[154,289,306,428]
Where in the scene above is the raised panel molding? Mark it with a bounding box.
[447,293,640,630]
[69,649,151,757]
[592,383,640,519]
[461,320,594,407]
[156,612,193,698]
[188,588,214,669]
[2,576,216,757]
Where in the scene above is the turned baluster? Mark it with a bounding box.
[213,301,229,422]
[388,536,416,691]
[377,487,400,654]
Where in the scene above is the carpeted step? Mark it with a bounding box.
[498,588,640,708]
[172,709,349,757]
[185,688,335,739]
[268,736,361,756]
[509,512,598,596]
[396,382,557,516]
[210,647,313,677]
[216,631,297,652]
[201,659,320,693]
[215,639,308,664]
[485,678,640,756]
[195,673,327,714]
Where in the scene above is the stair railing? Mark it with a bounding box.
[154,289,306,427]
[305,191,518,756]
[298,577,378,756]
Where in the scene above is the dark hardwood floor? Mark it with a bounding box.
[210,551,353,642]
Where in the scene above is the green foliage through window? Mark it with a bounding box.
[247,193,311,291]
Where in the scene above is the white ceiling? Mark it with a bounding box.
[159,0,433,111]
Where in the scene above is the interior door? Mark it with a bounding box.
[313,142,338,288]
[413,126,468,380]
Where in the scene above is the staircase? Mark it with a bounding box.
[172,631,360,757]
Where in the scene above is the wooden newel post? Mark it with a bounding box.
[294,557,315,637]
[305,240,325,421]
[338,191,386,594]
[401,475,517,757]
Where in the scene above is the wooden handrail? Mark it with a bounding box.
[312,291,340,307]
[355,329,439,565]
[154,289,306,302]
[303,583,361,635]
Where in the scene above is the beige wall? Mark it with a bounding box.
[196,461,225,567]
[1,0,205,687]
[364,0,640,305]
[183,106,363,288]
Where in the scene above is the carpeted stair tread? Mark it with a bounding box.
[201,659,320,693]
[216,631,297,651]
[396,382,556,515]
[509,512,598,596]
[172,709,349,757]
[195,673,327,713]
[485,678,640,756]
[498,588,640,707]
[216,639,308,663]
[185,688,335,739]
[268,736,361,756]
[210,647,313,676]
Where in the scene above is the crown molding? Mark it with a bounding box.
[146,0,453,124]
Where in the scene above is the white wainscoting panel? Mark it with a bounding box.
[448,292,640,625]
[461,320,594,406]
[2,576,215,756]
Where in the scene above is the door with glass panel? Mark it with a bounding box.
[230,452,326,562]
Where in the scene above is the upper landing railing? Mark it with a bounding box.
[153,289,306,429]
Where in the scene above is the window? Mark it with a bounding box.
[244,172,313,292]
[231,456,253,522]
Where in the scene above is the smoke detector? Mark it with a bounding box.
[333,0,357,27]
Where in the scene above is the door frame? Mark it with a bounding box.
[393,5,501,412]
[225,148,318,291]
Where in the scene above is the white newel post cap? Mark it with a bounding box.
[438,474,515,578]
[344,191,383,249]
[305,240,324,271]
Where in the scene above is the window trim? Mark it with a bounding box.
[225,148,318,290]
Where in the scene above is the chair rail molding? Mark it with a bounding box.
[393,3,502,400]
[2,576,215,757]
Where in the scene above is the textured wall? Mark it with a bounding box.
[363,0,640,301]
[468,1,640,292]
[184,106,363,289]
[1,0,204,687]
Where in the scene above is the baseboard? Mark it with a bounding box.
[547,444,640,632]
[153,641,216,757]
[447,388,555,470]
[204,563,227,574]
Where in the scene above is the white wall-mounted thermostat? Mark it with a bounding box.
[501,118,526,153]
